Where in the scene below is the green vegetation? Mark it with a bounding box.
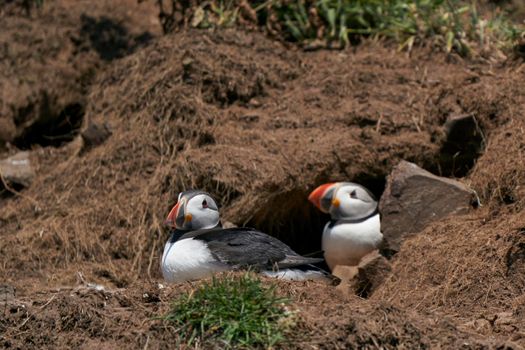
[270,0,524,54]
[163,273,293,348]
[158,0,524,56]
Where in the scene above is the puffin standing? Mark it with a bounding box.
[161,190,332,283]
[308,182,383,270]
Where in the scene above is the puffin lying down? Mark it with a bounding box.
[161,190,332,283]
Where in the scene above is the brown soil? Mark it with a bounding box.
[2,1,525,348]
[0,0,159,149]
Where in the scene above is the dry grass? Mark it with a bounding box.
[375,91,525,338]
[2,25,525,348]
[470,119,525,210]
[2,28,524,282]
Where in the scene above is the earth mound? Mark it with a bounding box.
[0,0,158,149]
[1,3,525,347]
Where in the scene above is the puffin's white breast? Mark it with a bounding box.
[322,214,383,269]
[161,238,229,283]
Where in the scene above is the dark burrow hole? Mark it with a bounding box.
[13,103,85,149]
[0,183,25,200]
[355,280,373,299]
[506,229,525,276]
[245,193,331,271]
[246,175,386,258]
[431,114,486,178]
[75,15,153,62]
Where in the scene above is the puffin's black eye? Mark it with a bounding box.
[350,190,357,198]
[202,199,208,208]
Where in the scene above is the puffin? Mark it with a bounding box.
[308,182,383,270]
[161,190,333,283]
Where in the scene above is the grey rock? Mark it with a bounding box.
[80,122,112,153]
[0,151,35,187]
[0,284,15,303]
[379,160,478,254]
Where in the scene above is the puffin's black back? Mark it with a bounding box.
[180,227,323,269]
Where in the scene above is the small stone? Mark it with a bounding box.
[80,122,111,152]
[351,250,392,297]
[379,160,478,254]
[0,151,35,187]
[0,284,15,303]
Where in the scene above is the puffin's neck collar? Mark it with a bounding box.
[169,222,223,243]
[168,229,187,243]
[329,207,379,228]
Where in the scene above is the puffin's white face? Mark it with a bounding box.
[165,191,220,230]
[308,182,377,220]
[329,184,377,220]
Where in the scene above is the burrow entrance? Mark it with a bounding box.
[1,100,84,199]
[13,102,85,149]
[430,114,486,178]
[245,116,486,276]
[244,174,387,258]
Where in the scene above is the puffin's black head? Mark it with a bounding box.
[165,190,220,230]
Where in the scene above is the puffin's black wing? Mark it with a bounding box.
[181,227,322,270]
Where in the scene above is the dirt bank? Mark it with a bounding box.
[1,2,525,348]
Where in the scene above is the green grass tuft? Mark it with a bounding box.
[163,273,293,348]
[270,0,524,55]
[157,0,525,57]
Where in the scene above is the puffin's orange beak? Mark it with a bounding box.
[165,202,180,227]
[308,183,337,213]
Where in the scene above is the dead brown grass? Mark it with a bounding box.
[1,17,525,348]
[375,76,525,341]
